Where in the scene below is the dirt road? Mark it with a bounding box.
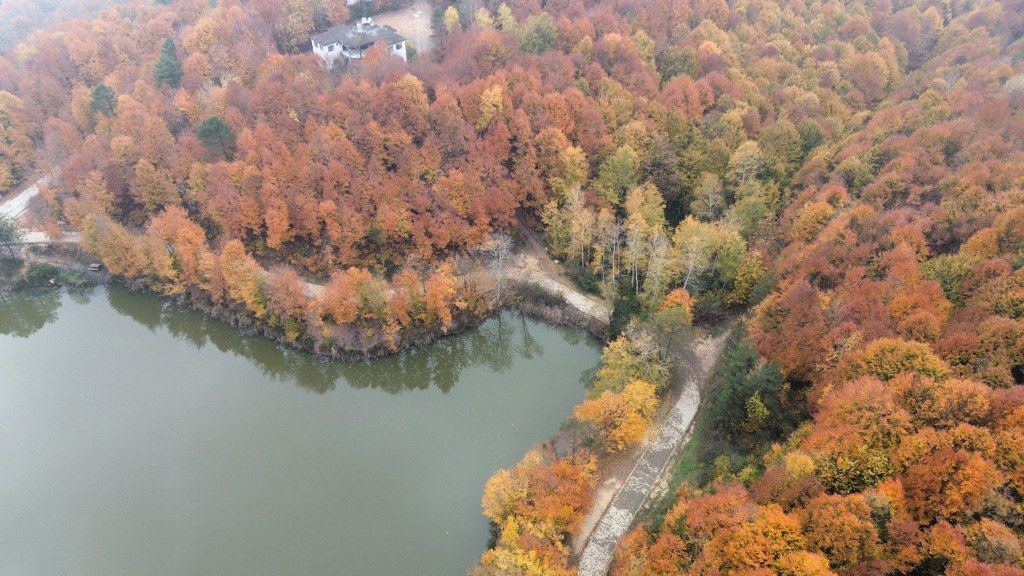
[576,331,730,576]
[0,173,48,220]
[0,173,79,244]
[511,253,611,324]
[513,217,612,324]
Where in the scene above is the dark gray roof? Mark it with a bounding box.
[311,22,405,49]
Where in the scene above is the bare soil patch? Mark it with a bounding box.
[373,0,433,54]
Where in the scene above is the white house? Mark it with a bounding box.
[311,18,407,69]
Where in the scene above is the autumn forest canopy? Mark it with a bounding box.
[2,0,1024,572]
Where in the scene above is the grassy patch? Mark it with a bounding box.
[16,262,92,289]
[669,420,711,489]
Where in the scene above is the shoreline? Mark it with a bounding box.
[149,279,608,363]
[3,247,702,576]
[1,248,609,363]
[1,244,619,572]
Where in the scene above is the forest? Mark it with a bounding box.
[0,0,1023,572]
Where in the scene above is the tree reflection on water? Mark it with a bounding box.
[98,286,591,394]
[0,288,63,338]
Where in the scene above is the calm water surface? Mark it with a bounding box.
[0,287,600,576]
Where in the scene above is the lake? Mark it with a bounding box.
[0,286,600,576]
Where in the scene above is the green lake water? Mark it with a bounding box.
[0,286,600,576]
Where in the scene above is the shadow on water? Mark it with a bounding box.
[0,285,598,394]
[97,286,592,395]
[0,288,63,338]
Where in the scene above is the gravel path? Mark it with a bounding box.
[1,173,80,244]
[0,173,48,220]
[513,253,611,324]
[577,332,729,576]
[292,254,610,322]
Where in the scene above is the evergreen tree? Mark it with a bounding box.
[89,84,116,116]
[196,117,236,160]
[154,38,183,89]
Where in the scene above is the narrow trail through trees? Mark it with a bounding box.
[0,174,47,221]
[514,217,613,324]
[576,330,730,576]
[1,173,81,244]
[511,252,612,324]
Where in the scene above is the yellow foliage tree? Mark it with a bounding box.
[593,335,669,395]
[575,379,658,451]
[443,6,461,33]
[476,84,504,131]
[80,213,150,279]
[726,250,765,307]
[774,551,836,576]
[474,7,493,28]
[843,338,950,382]
[219,239,266,316]
[476,545,573,576]
[482,467,531,526]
